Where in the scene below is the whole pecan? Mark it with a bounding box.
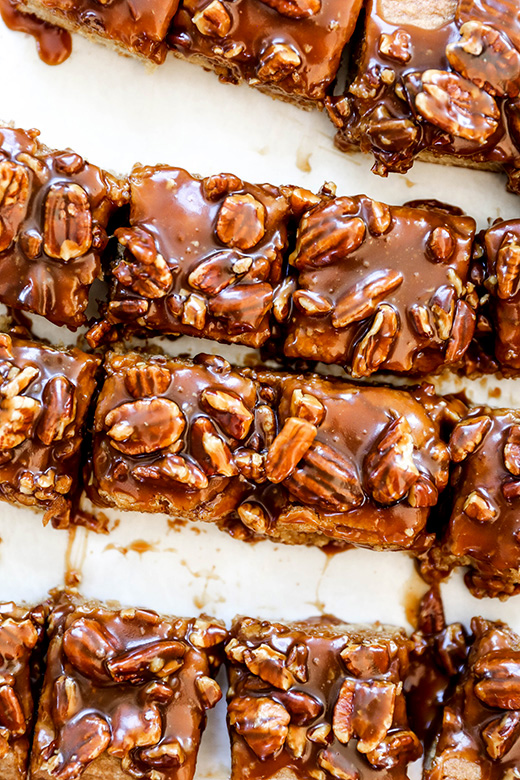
[0,160,30,253]
[43,183,92,261]
[105,398,185,455]
[415,69,500,141]
[332,678,397,753]
[257,0,320,18]
[292,200,365,270]
[228,696,290,759]
[446,21,520,98]
[114,227,173,299]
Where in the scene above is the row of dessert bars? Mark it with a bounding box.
[1,326,519,600]
[7,0,520,193]
[2,587,519,780]
[2,123,520,376]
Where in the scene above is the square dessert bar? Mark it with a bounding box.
[17,0,180,63]
[483,219,520,371]
[88,165,290,349]
[426,617,520,780]
[326,0,520,189]
[0,601,46,780]
[0,332,100,528]
[283,195,477,376]
[91,350,269,520]
[168,0,364,107]
[432,407,520,598]
[0,124,126,329]
[225,615,422,780]
[234,371,451,551]
[29,593,227,780]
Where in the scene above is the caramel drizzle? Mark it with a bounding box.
[0,0,72,65]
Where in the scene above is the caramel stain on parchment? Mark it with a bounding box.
[105,539,160,556]
[64,525,89,587]
[181,561,225,610]
[306,553,333,614]
[296,149,312,173]
[488,387,501,398]
[405,179,416,188]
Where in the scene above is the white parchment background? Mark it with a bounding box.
[0,24,519,778]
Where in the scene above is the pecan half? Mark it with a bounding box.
[0,160,30,253]
[475,676,520,710]
[318,748,360,780]
[105,398,185,456]
[286,643,308,683]
[188,251,238,295]
[365,417,419,505]
[351,305,399,377]
[133,454,209,490]
[445,300,476,363]
[285,441,364,512]
[62,618,115,684]
[237,502,270,534]
[191,416,238,477]
[265,417,317,483]
[333,679,397,752]
[52,676,81,727]
[332,269,403,329]
[113,227,173,299]
[0,395,41,450]
[53,712,110,779]
[427,227,455,263]
[449,415,491,462]
[340,644,391,677]
[202,173,242,201]
[196,675,222,708]
[0,684,25,734]
[43,183,92,261]
[446,21,520,98]
[415,70,500,141]
[228,696,290,759]
[273,277,296,323]
[200,388,253,440]
[257,0,320,18]
[409,304,439,338]
[37,376,76,445]
[193,0,231,36]
[109,700,162,757]
[292,201,365,269]
[182,293,207,330]
[496,240,520,298]
[216,193,266,250]
[482,711,520,759]
[124,364,171,398]
[0,365,38,398]
[430,285,456,341]
[106,640,186,682]
[293,290,333,316]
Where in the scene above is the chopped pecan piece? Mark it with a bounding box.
[0,395,41,449]
[289,389,325,426]
[292,200,365,269]
[504,425,520,476]
[216,193,266,250]
[114,227,173,299]
[332,678,396,752]
[257,0,320,18]
[124,364,171,398]
[200,388,253,440]
[257,43,302,82]
[332,269,403,329]
[0,160,29,253]
[378,29,412,63]
[496,240,520,298]
[243,644,294,690]
[133,454,209,490]
[449,415,491,462]
[193,0,232,36]
[36,376,76,445]
[351,305,398,377]
[462,490,496,522]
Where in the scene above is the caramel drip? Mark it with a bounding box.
[0,0,71,65]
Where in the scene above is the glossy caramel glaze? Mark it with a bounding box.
[327,0,520,188]
[226,615,421,780]
[284,196,477,376]
[427,616,520,780]
[89,166,290,349]
[0,125,126,328]
[30,592,227,780]
[0,601,46,780]
[168,0,364,104]
[484,218,520,371]
[20,0,179,62]
[435,407,520,598]
[0,332,100,528]
[0,0,71,64]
